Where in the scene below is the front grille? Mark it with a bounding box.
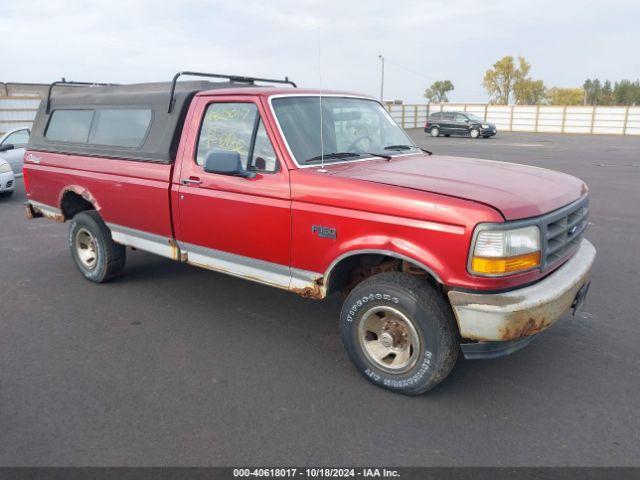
[541,196,589,269]
[5,180,13,188]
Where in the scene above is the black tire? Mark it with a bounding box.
[340,272,459,395]
[443,134,451,137]
[429,126,440,137]
[69,210,125,283]
[0,190,13,197]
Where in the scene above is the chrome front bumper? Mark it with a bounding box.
[448,239,596,342]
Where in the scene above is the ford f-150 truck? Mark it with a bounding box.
[23,72,595,395]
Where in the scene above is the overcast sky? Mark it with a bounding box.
[3,0,639,103]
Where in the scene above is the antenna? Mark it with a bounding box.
[318,39,327,173]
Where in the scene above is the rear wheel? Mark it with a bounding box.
[69,210,125,283]
[430,126,440,137]
[470,128,480,138]
[340,272,459,395]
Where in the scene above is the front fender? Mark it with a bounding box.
[323,237,445,285]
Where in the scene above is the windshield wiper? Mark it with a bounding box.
[384,144,432,156]
[384,144,414,150]
[303,152,360,163]
[303,151,391,163]
[364,152,392,161]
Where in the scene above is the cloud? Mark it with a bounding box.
[3,0,639,102]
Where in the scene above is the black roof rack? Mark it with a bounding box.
[167,71,297,113]
[46,79,119,114]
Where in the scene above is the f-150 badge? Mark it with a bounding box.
[312,225,337,239]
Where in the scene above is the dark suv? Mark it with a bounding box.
[425,112,497,138]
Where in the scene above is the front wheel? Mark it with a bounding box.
[69,210,126,283]
[470,128,480,138]
[429,126,440,137]
[340,272,459,395]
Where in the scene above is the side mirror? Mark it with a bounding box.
[203,149,255,178]
[0,144,15,152]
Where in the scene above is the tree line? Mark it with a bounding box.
[424,56,640,106]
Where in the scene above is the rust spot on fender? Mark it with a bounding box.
[291,277,324,299]
[59,185,101,215]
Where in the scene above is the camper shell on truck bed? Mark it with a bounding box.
[28,81,248,163]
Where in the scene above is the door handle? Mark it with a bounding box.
[181,177,202,186]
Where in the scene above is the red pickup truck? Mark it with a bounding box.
[24,72,595,395]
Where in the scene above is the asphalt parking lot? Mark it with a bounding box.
[1,131,639,466]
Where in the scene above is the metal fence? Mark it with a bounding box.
[0,95,41,135]
[386,103,640,135]
[3,95,640,136]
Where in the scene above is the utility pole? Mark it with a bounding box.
[378,54,385,101]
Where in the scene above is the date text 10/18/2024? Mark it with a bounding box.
[233,468,401,478]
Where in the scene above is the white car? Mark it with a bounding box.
[0,127,30,176]
[0,159,15,197]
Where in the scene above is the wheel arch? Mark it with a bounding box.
[323,249,443,297]
[58,185,101,221]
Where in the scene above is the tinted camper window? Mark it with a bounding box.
[46,110,93,143]
[45,108,152,148]
[89,109,152,147]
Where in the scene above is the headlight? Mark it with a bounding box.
[470,225,541,276]
[0,163,11,173]
[481,124,489,128]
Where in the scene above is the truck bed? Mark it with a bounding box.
[25,153,175,240]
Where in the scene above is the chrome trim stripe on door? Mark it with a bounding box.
[178,241,324,293]
[178,240,290,289]
[105,224,325,295]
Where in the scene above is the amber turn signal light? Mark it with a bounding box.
[471,251,541,275]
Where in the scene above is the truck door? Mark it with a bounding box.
[174,95,292,289]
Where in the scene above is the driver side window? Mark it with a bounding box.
[196,102,279,173]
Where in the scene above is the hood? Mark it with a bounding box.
[323,154,587,220]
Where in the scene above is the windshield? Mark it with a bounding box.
[466,114,484,123]
[271,96,419,165]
